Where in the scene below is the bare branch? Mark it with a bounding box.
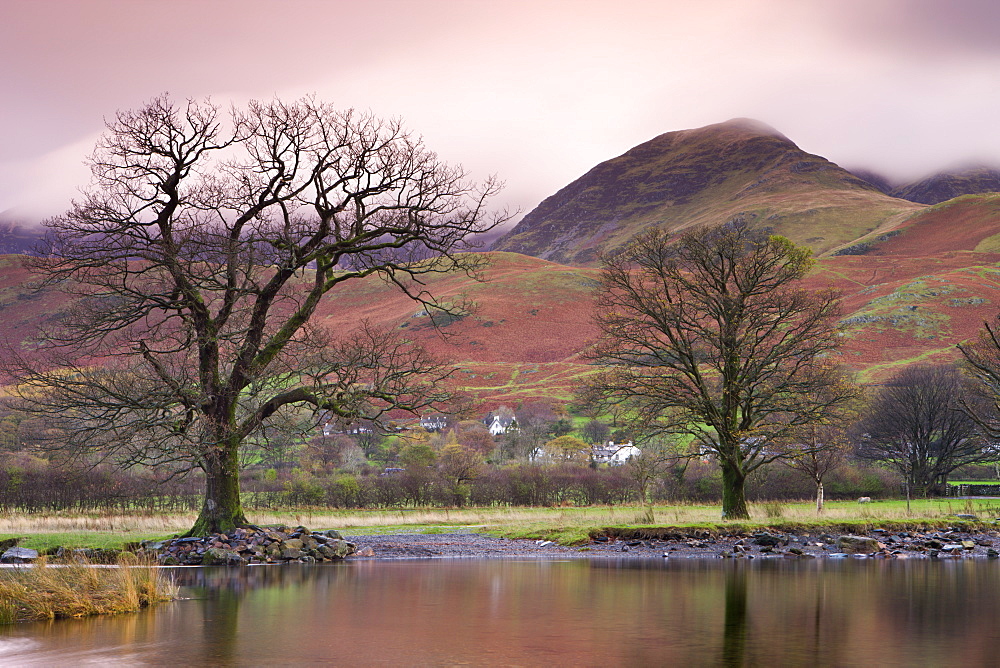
[582,221,855,518]
[9,95,507,535]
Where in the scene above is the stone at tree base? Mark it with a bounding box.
[326,539,356,558]
[1,547,39,563]
[203,548,243,566]
[837,535,880,554]
[141,525,356,566]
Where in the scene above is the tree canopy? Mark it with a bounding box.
[856,364,987,498]
[584,221,854,519]
[7,95,505,534]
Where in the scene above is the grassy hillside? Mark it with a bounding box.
[5,233,1000,403]
[805,194,1000,380]
[0,252,602,408]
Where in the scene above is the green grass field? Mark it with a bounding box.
[1,497,996,551]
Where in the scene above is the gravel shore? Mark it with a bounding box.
[345,526,1000,560]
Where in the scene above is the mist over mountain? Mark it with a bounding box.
[889,165,1000,205]
[847,168,896,195]
[0,211,43,254]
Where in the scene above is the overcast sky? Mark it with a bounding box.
[3,0,1000,224]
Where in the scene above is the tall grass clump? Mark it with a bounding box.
[635,506,656,524]
[0,553,175,624]
[762,501,786,519]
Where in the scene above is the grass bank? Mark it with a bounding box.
[0,554,176,624]
[1,497,997,551]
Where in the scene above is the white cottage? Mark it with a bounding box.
[591,441,640,466]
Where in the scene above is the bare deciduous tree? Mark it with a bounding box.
[624,437,680,504]
[581,419,611,445]
[6,95,505,535]
[584,222,853,519]
[780,368,859,512]
[958,317,1000,439]
[856,364,987,503]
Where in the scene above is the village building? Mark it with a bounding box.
[483,412,517,435]
[420,415,449,432]
[591,441,641,466]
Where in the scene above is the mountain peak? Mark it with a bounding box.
[696,117,789,140]
[492,120,916,265]
[637,118,797,159]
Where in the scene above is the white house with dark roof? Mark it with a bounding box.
[484,413,517,435]
[420,414,449,432]
[591,441,640,466]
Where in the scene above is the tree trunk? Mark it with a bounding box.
[721,462,750,519]
[815,480,824,513]
[187,443,249,536]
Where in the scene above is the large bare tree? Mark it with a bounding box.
[584,222,853,519]
[6,95,505,535]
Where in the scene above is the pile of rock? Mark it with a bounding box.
[591,527,1000,559]
[719,529,999,559]
[142,525,356,566]
[1,546,39,564]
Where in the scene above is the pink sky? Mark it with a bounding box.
[3,0,1000,223]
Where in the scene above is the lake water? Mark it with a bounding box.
[1,557,999,666]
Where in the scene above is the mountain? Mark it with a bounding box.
[492,119,922,265]
[0,217,43,255]
[890,165,1000,205]
[848,168,895,194]
[0,252,602,409]
[798,193,1000,379]
[7,120,1000,402]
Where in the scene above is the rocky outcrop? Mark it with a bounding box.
[142,525,355,566]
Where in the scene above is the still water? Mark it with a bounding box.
[1,557,999,666]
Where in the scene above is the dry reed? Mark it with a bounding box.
[0,553,176,624]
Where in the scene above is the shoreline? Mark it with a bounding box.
[345,526,1000,560]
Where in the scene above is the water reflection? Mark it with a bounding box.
[722,565,747,667]
[2,558,1000,666]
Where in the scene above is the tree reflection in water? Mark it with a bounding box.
[722,564,747,666]
[1,559,1000,665]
